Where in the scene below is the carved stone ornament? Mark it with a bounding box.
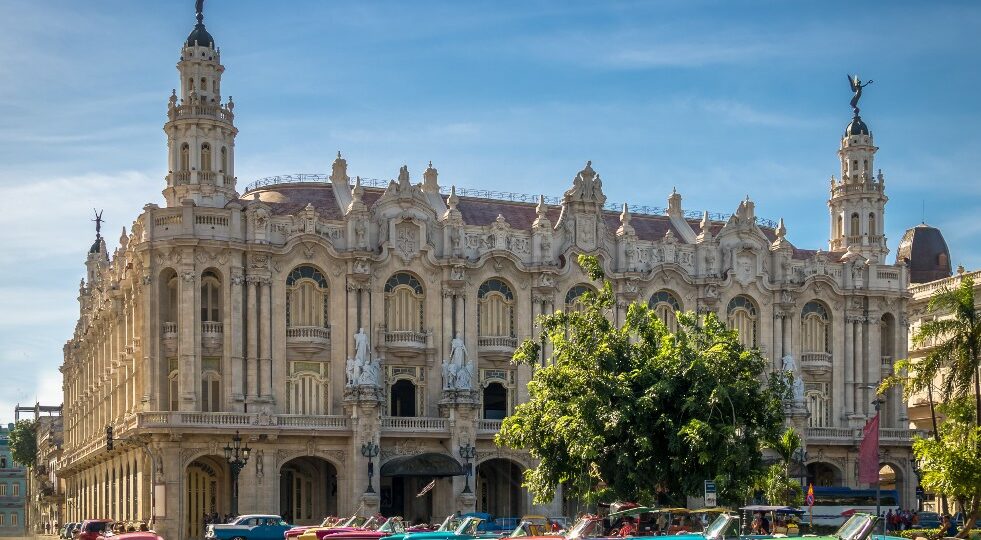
[575,214,597,251]
[180,271,195,283]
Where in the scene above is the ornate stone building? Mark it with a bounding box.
[58,5,916,540]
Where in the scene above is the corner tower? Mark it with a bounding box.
[828,75,888,261]
[162,0,238,207]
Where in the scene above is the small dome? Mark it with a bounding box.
[896,223,952,284]
[845,115,869,136]
[88,237,102,254]
[185,22,215,48]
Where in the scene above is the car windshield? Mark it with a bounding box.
[455,518,481,536]
[836,515,874,540]
[85,523,110,533]
[379,518,405,534]
[703,515,735,540]
[568,518,602,539]
[438,517,461,532]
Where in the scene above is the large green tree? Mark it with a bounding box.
[759,427,804,507]
[8,419,37,468]
[496,255,788,505]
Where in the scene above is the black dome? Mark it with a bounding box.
[896,223,952,284]
[185,22,215,48]
[845,115,869,136]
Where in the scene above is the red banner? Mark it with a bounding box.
[858,413,880,484]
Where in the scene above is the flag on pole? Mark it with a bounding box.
[858,413,880,484]
[806,483,815,507]
[416,479,436,498]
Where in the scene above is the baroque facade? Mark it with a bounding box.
[59,5,916,540]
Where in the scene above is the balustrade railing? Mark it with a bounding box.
[171,170,192,185]
[381,416,447,431]
[195,214,229,227]
[169,103,234,122]
[162,322,177,335]
[201,321,223,335]
[198,171,216,183]
[286,326,331,340]
[805,427,854,440]
[383,330,428,345]
[801,352,832,369]
[154,214,182,227]
[478,336,518,349]
[276,415,349,428]
[477,419,503,432]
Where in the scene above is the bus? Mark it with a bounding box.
[805,487,900,527]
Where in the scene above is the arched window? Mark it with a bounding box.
[286,266,329,329]
[160,270,179,326]
[483,382,508,420]
[850,213,860,236]
[390,379,417,417]
[649,290,682,332]
[836,215,843,238]
[288,362,327,415]
[200,77,207,93]
[801,301,831,355]
[180,143,190,171]
[565,284,593,313]
[200,143,212,172]
[478,279,514,338]
[726,295,758,348]
[806,388,830,428]
[187,78,194,92]
[385,273,424,332]
[201,364,221,413]
[220,147,228,173]
[868,213,876,236]
[200,270,221,322]
[880,313,895,361]
[168,359,179,412]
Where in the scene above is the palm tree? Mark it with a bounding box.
[912,276,981,428]
[761,427,804,506]
[765,427,803,476]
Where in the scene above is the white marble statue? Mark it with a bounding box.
[782,354,805,403]
[359,356,380,387]
[450,333,467,367]
[454,359,473,390]
[345,356,356,387]
[441,358,456,390]
[354,327,369,364]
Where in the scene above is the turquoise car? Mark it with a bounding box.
[389,517,488,540]
[673,513,902,540]
[205,515,293,540]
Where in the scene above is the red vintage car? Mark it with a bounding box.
[322,518,407,540]
[296,516,384,540]
[285,517,344,540]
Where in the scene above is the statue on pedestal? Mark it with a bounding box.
[782,355,806,404]
[442,333,473,391]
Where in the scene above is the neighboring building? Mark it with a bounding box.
[902,224,979,511]
[0,424,28,537]
[57,4,915,540]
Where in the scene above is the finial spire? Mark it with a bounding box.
[195,0,205,24]
[92,209,104,238]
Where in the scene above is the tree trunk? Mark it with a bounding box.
[954,496,978,539]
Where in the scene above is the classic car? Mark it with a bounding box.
[110,532,165,540]
[285,517,345,539]
[78,519,115,540]
[205,514,293,540]
[673,512,904,540]
[295,516,382,540]
[392,516,486,540]
[317,517,406,540]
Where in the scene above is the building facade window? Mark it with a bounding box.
[0,483,5,496]
[220,146,228,173]
[201,357,221,413]
[385,273,424,332]
[850,213,860,236]
[650,290,682,332]
[288,361,328,416]
[483,382,508,420]
[200,143,212,171]
[478,279,515,338]
[286,266,329,329]
[200,270,221,322]
[390,379,417,417]
[168,358,179,412]
[806,383,831,428]
[868,213,876,236]
[180,143,190,171]
[801,301,831,355]
[10,484,17,497]
[565,284,594,313]
[727,295,758,349]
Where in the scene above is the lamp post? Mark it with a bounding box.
[459,442,477,494]
[861,385,886,534]
[223,431,251,517]
[360,441,380,493]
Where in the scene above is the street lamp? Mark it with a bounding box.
[223,431,251,517]
[459,442,477,494]
[860,384,886,534]
[360,441,380,493]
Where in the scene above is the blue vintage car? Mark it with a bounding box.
[392,516,491,540]
[205,514,293,540]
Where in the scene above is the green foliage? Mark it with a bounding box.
[758,427,804,506]
[897,529,981,540]
[497,254,788,506]
[8,419,37,468]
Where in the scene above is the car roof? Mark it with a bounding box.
[240,515,284,520]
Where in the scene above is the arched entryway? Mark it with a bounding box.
[185,456,230,539]
[476,458,525,518]
[380,453,462,524]
[390,380,417,417]
[879,462,904,507]
[280,457,339,525]
[806,461,844,487]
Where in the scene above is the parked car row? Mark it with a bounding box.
[58,519,163,540]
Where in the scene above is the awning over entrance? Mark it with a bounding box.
[380,452,464,477]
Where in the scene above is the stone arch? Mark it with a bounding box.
[879,460,905,507]
[279,456,339,525]
[475,458,526,518]
[185,455,230,539]
[806,460,844,487]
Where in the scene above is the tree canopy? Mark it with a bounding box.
[8,419,37,468]
[496,255,788,506]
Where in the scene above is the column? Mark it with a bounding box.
[246,277,259,401]
[259,279,273,399]
[442,289,454,365]
[178,269,197,410]
[230,269,245,404]
[855,319,865,416]
[844,317,854,415]
[772,312,784,369]
[867,316,882,420]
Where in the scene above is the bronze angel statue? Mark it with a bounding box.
[848,74,873,115]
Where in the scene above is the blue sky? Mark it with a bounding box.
[1,0,979,422]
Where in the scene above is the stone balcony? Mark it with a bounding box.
[880,355,894,376]
[805,426,919,446]
[476,419,503,438]
[380,328,432,358]
[202,321,223,351]
[161,321,178,356]
[381,416,448,436]
[477,335,519,359]
[801,352,832,376]
[286,325,331,354]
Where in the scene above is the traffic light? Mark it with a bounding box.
[106,425,114,452]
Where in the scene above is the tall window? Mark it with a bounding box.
[220,147,228,173]
[288,361,328,415]
[565,284,593,313]
[650,290,682,332]
[201,358,221,413]
[11,484,17,497]
[727,295,758,349]
[0,484,6,496]
[836,215,843,238]
[806,384,830,428]
[801,301,831,355]
[880,313,896,359]
[200,143,212,172]
[483,382,508,420]
[478,279,514,337]
[200,270,221,322]
[390,380,417,417]
[286,266,329,329]
[868,213,876,236]
[850,213,860,236]
[180,143,190,171]
[385,273,424,332]
[168,358,179,412]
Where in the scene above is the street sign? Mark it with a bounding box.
[704,480,717,507]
